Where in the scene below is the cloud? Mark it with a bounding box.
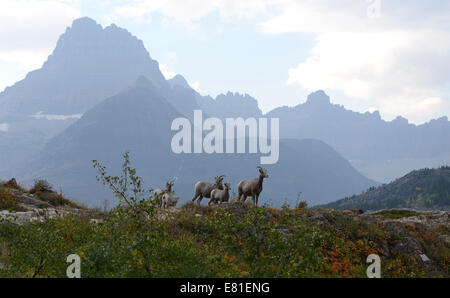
[32,112,83,120]
[259,0,450,35]
[166,51,177,63]
[109,0,278,26]
[381,96,450,124]
[0,123,9,132]
[286,30,450,99]
[158,63,203,94]
[0,0,80,68]
[189,81,202,94]
[159,63,177,79]
[263,0,450,123]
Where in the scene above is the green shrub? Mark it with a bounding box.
[30,179,53,194]
[373,210,420,219]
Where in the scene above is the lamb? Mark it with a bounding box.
[237,166,269,206]
[209,182,231,206]
[192,175,225,205]
[161,193,180,208]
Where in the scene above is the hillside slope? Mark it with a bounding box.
[318,167,450,211]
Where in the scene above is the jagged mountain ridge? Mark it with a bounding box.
[168,74,262,119]
[267,90,450,161]
[266,90,450,181]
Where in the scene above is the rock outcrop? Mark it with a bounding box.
[0,183,102,224]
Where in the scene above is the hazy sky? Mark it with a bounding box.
[1,0,449,124]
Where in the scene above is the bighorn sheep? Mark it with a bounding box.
[209,182,231,206]
[152,179,174,203]
[237,167,269,206]
[161,193,180,208]
[192,175,225,205]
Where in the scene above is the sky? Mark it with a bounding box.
[0,0,449,124]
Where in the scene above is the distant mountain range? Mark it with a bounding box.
[267,90,450,182]
[0,17,449,207]
[15,76,376,206]
[318,166,450,211]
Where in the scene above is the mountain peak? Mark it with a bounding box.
[392,115,408,125]
[168,74,190,89]
[71,17,100,30]
[0,17,167,116]
[49,17,152,65]
[305,90,331,106]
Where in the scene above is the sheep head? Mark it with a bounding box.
[166,179,175,192]
[257,166,269,178]
[214,175,225,187]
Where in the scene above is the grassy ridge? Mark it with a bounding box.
[0,202,448,278]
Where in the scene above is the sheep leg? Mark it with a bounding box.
[197,195,203,205]
[255,194,259,206]
[192,193,199,202]
[237,190,242,202]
